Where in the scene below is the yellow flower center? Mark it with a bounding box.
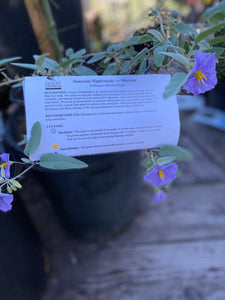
[194,70,207,85]
[0,162,8,168]
[158,169,165,180]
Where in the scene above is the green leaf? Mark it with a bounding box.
[120,61,131,74]
[123,34,153,47]
[203,0,225,24]
[74,65,97,75]
[169,33,178,46]
[160,52,189,67]
[33,53,50,67]
[65,48,74,58]
[42,57,59,70]
[137,59,147,74]
[203,47,225,57]
[103,62,117,75]
[175,23,197,35]
[7,186,12,194]
[203,46,223,55]
[157,156,176,166]
[159,145,193,161]
[11,63,40,70]
[163,72,190,100]
[71,49,86,58]
[0,56,21,67]
[147,29,165,42]
[18,134,27,146]
[87,53,106,64]
[21,158,31,163]
[195,21,225,44]
[208,12,225,25]
[40,153,88,170]
[153,45,168,67]
[125,46,136,57]
[184,41,190,54]
[60,57,83,69]
[24,121,41,157]
[10,179,22,189]
[208,35,225,46]
[126,48,149,73]
[178,34,185,48]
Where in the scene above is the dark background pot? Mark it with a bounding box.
[5,106,142,242]
[35,150,141,241]
[9,86,24,105]
[206,83,225,111]
[0,85,10,111]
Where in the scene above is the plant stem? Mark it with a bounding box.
[40,0,63,61]
[0,77,23,87]
[0,163,36,190]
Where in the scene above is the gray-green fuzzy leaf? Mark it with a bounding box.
[40,153,88,170]
[175,23,197,35]
[42,57,59,70]
[203,0,225,24]
[24,122,41,157]
[208,35,225,46]
[203,47,225,57]
[153,45,168,67]
[74,65,97,76]
[147,29,165,42]
[157,156,176,166]
[159,145,193,161]
[11,63,40,70]
[137,59,147,74]
[33,53,50,67]
[160,52,189,67]
[0,56,21,67]
[87,53,106,64]
[163,72,190,99]
[103,62,117,75]
[195,21,225,44]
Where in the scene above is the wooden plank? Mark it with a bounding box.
[175,132,225,185]
[112,181,225,245]
[175,111,225,184]
[180,111,225,169]
[41,239,225,300]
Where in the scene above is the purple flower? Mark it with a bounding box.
[144,163,177,186]
[0,193,13,212]
[0,153,10,178]
[182,51,217,96]
[153,192,166,203]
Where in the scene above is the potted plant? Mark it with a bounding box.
[2,1,224,240]
[5,44,153,241]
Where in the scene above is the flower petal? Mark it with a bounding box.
[182,51,217,95]
[0,193,13,212]
[0,153,10,179]
[144,163,177,186]
[153,192,166,203]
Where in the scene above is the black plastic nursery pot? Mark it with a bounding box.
[5,106,142,242]
[0,85,11,111]
[206,83,225,111]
